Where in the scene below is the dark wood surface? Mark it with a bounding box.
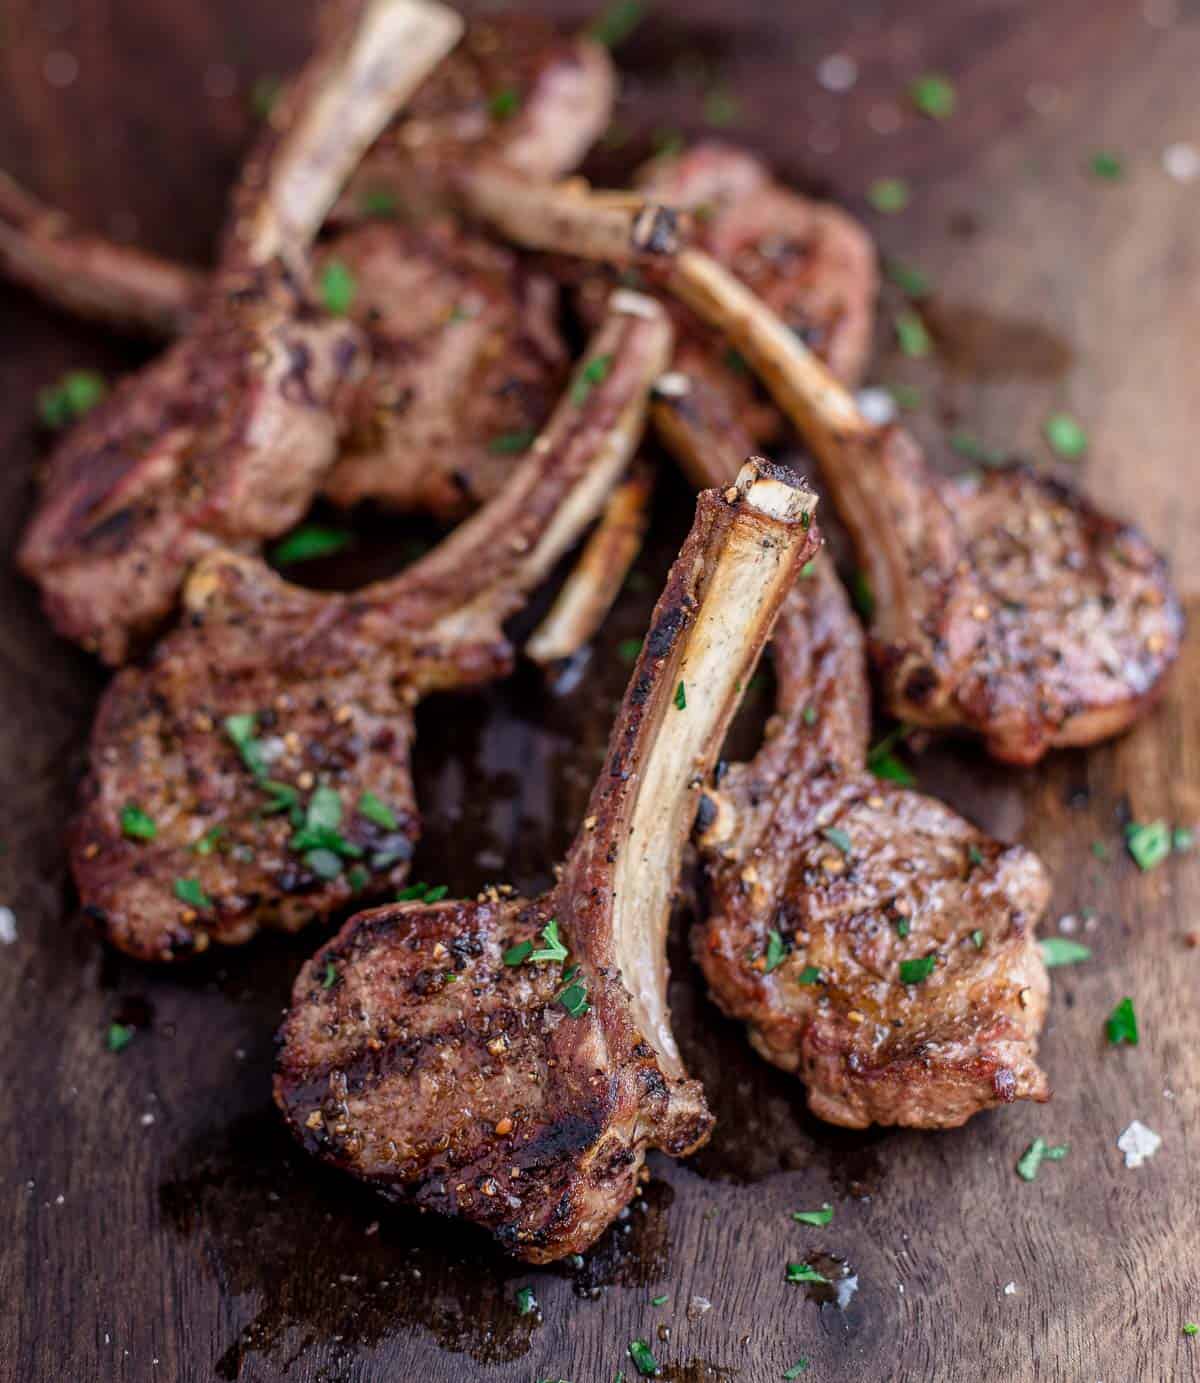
[2,2,1199,1380]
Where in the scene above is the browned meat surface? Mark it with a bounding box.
[275,458,821,1261]
[317,218,568,517]
[17,0,464,663]
[695,556,1052,1129]
[72,297,672,961]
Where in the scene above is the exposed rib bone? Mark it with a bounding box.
[526,460,653,667]
[274,458,821,1260]
[71,295,670,962]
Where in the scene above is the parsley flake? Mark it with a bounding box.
[1106,995,1139,1046]
[1043,412,1088,458]
[821,826,852,855]
[587,0,646,47]
[792,1203,834,1227]
[557,977,590,1018]
[319,260,356,316]
[39,369,107,429]
[1016,1136,1068,1182]
[1089,151,1124,180]
[868,177,910,213]
[764,929,787,973]
[971,929,985,949]
[173,877,212,910]
[650,1293,669,1307]
[785,1262,829,1285]
[704,86,741,128]
[1040,937,1092,968]
[192,825,225,856]
[899,953,937,984]
[1184,1322,1199,1337]
[357,792,398,831]
[783,1363,810,1380]
[271,524,353,566]
[628,1339,659,1377]
[572,352,613,404]
[850,570,875,620]
[488,86,521,121]
[120,803,157,842]
[674,680,687,711]
[504,939,534,966]
[867,726,914,786]
[320,960,338,989]
[885,259,932,299]
[106,1022,135,1053]
[488,429,536,454]
[797,965,822,985]
[895,309,932,357]
[910,73,956,119]
[515,1285,537,1315]
[1126,819,1170,871]
[531,918,569,964]
[617,638,643,665]
[223,713,268,781]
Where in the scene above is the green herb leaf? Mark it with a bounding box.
[223,712,268,780]
[785,1262,829,1285]
[885,259,932,299]
[867,727,914,786]
[894,309,932,358]
[949,430,1006,465]
[764,929,788,973]
[557,977,590,1018]
[488,429,537,454]
[424,884,448,903]
[192,824,225,856]
[321,960,338,989]
[894,915,911,939]
[617,637,643,665]
[347,864,369,892]
[38,369,107,429]
[1091,840,1110,861]
[260,780,299,816]
[504,940,534,966]
[488,86,521,120]
[120,803,157,841]
[572,352,613,404]
[1105,995,1139,1046]
[868,177,910,213]
[802,705,818,726]
[628,1339,659,1377]
[1043,412,1088,458]
[319,260,356,316]
[783,1363,810,1380]
[106,1022,135,1053]
[1089,151,1123,180]
[650,1293,669,1307]
[910,73,956,120]
[723,346,749,375]
[359,185,399,218]
[250,75,282,119]
[1184,1322,1199,1337]
[821,826,852,855]
[396,881,446,904]
[971,928,985,949]
[886,382,924,410]
[674,680,687,711]
[271,524,353,566]
[850,569,875,620]
[703,86,741,128]
[1174,826,1195,853]
[792,1203,834,1227]
[968,843,985,867]
[357,792,398,831]
[1040,937,1092,968]
[531,918,570,964]
[304,847,343,880]
[515,1285,537,1315]
[173,877,212,910]
[1016,1136,1068,1182]
[797,965,821,985]
[1125,819,1170,872]
[587,0,646,47]
[899,953,937,984]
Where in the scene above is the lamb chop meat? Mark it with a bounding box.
[474,178,1182,763]
[72,294,672,962]
[668,418,1051,1128]
[315,217,568,518]
[274,458,821,1262]
[16,0,464,663]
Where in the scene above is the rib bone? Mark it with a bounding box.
[274,458,821,1261]
[72,295,671,962]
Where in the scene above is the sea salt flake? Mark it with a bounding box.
[0,907,16,944]
[1117,1119,1161,1168]
[857,388,898,425]
[816,54,858,93]
[1162,143,1200,183]
[1003,1281,1018,1295]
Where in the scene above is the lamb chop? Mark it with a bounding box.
[664,401,1051,1128]
[72,293,672,962]
[472,176,1183,764]
[16,0,465,663]
[274,457,821,1262]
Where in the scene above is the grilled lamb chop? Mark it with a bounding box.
[72,294,671,962]
[475,180,1183,764]
[667,416,1051,1128]
[17,0,464,664]
[274,457,821,1261]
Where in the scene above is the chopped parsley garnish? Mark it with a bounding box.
[397,881,448,904]
[223,713,268,780]
[587,0,646,47]
[321,960,338,989]
[106,1022,135,1053]
[785,1262,829,1285]
[557,974,590,1018]
[1043,412,1088,458]
[1184,1322,1199,1337]
[1040,937,1092,968]
[724,346,749,374]
[319,261,356,316]
[38,369,107,429]
[970,929,985,949]
[359,185,399,218]
[650,1293,669,1307]
[173,877,212,910]
[783,1363,810,1380]
[850,570,875,620]
[792,1203,834,1227]
[1089,151,1124,180]
[305,848,343,880]
[628,1339,659,1377]
[949,430,1005,465]
[885,259,932,299]
[652,128,684,160]
[797,965,822,985]
[866,726,914,786]
[674,680,687,711]
[260,780,300,817]
[821,826,852,856]
[290,787,363,871]
[894,915,911,939]
[571,352,613,404]
[192,824,225,856]
[1105,995,1139,1046]
[910,73,956,120]
[1091,840,1110,861]
[531,918,569,964]
[899,953,937,984]
[617,638,643,664]
[868,177,910,214]
[515,1285,537,1315]
[802,705,818,726]
[703,86,741,128]
[764,929,787,973]
[1175,826,1195,853]
[488,86,521,120]
[270,524,353,566]
[1125,819,1170,871]
[347,864,369,893]
[1015,1136,1068,1182]
[887,382,924,410]
[504,940,533,966]
[120,803,157,841]
[250,75,282,119]
[488,429,537,454]
[895,309,932,357]
[967,844,985,868]
[357,792,398,831]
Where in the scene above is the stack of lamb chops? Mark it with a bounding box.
[3,1,1184,1260]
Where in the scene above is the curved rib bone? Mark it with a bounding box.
[72,294,671,962]
[17,0,464,664]
[471,170,1183,764]
[274,458,821,1261]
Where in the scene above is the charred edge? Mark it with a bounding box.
[743,456,809,491]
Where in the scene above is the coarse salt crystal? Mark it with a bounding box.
[816,54,858,93]
[0,907,16,944]
[857,388,898,426]
[1003,1281,1018,1295]
[1162,143,1200,184]
[1117,1119,1162,1168]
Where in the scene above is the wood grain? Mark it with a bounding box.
[1,2,1197,1381]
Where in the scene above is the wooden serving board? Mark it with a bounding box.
[2,2,1197,1380]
